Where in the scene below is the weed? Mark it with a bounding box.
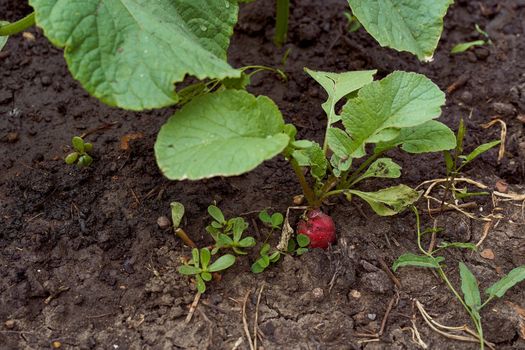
[65,136,93,168]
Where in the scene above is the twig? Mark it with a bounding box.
[185,291,201,323]
[44,286,70,304]
[427,218,438,254]
[175,228,197,248]
[378,257,401,289]
[378,294,397,336]
[242,289,255,350]
[79,121,118,138]
[253,284,265,350]
[476,220,493,247]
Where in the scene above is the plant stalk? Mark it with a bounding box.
[289,158,316,206]
[273,0,289,47]
[0,12,35,36]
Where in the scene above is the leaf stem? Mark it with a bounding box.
[343,151,385,188]
[289,158,316,207]
[0,12,35,36]
[273,0,289,47]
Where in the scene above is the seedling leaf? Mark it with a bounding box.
[485,265,525,299]
[238,237,256,248]
[392,253,444,271]
[271,213,284,227]
[269,251,280,262]
[352,158,401,185]
[258,210,272,224]
[341,71,446,158]
[296,247,308,255]
[72,136,85,153]
[65,152,79,165]
[208,205,225,224]
[260,243,271,256]
[348,0,453,60]
[375,120,456,154]
[155,90,290,180]
[191,248,200,268]
[200,248,211,270]
[208,254,236,272]
[460,140,500,167]
[0,21,8,51]
[170,202,185,229]
[201,272,212,282]
[29,0,240,110]
[251,261,265,273]
[178,265,201,275]
[296,234,310,248]
[459,262,481,312]
[196,274,206,293]
[451,40,486,54]
[347,184,420,216]
[305,68,376,124]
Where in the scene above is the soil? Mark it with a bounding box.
[1,0,525,349]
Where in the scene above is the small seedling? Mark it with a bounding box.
[65,136,94,167]
[206,205,256,255]
[393,207,525,350]
[178,247,236,293]
[343,11,362,33]
[258,210,284,231]
[287,234,310,256]
[251,243,281,273]
[451,24,492,54]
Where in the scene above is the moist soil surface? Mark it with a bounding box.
[1,1,525,349]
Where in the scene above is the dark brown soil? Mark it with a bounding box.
[1,0,525,349]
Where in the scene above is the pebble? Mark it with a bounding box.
[4,319,15,329]
[41,75,52,86]
[157,216,171,230]
[367,313,377,321]
[459,91,473,104]
[312,287,324,300]
[492,102,516,117]
[349,289,361,299]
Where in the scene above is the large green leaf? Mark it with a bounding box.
[347,0,452,60]
[459,262,481,313]
[305,68,376,124]
[392,253,444,271]
[291,142,327,181]
[347,184,420,216]
[155,90,289,180]
[375,120,456,154]
[341,71,445,158]
[29,0,240,110]
[485,265,525,299]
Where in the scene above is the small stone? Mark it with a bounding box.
[293,194,304,205]
[4,319,15,329]
[41,75,52,87]
[492,102,516,117]
[312,287,324,300]
[157,216,171,230]
[367,313,377,321]
[480,248,495,260]
[350,290,361,299]
[51,341,62,349]
[495,180,508,193]
[460,91,473,104]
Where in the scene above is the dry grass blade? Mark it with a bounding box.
[276,206,307,251]
[481,118,507,162]
[253,284,265,350]
[242,289,255,350]
[415,300,495,350]
[185,291,202,323]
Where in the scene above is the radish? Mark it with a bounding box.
[297,209,336,249]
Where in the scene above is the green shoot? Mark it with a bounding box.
[178,248,236,293]
[65,136,94,168]
[274,0,290,47]
[206,205,256,255]
[251,243,281,273]
[287,234,310,256]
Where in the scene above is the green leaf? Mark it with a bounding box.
[0,21,9,51]
[84,142,93,153]
[231,217,248,242]
[196,274,206,293]
[208,205,225,224]
[437,242,477,251]
[451,40,486,54]
[351,158,401,185]
[459,262,481,312]
[65,152,79,165]
[191,248,200,268]
[72,136,85,153]
[271,213,284,227]
[269,251,280,262]
[29,0,240,110]
[238,236,256,248]
[485,265,525,299]
[170,202,185,229]
[330,153,352,177]
[347,184,420,216]
[251,261,265,273]
[327,128,354,159]
[305,68,376,124]
[200,248,211,270]
[258,210,272,224]
[291,143,327,181]
[292,140,316,149]
[296,234,310,248]
[287,239,296,253]
[221,72,251,90]
[392,253,445,272]
[456,118,466,154]
[155,90,290,180]
[259,255,270,268]
[178,265,201,275]
[201,271,212,282]
[78,154,93,167]
[296,247,308,255]
[341,71,446,158]
[348,0,452,60]
[217,234,234,247]
[375,121,456,154]
[443,150,454,174]
[208,254,236,272]
[460,140,501,167]
[260,243,271,256]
